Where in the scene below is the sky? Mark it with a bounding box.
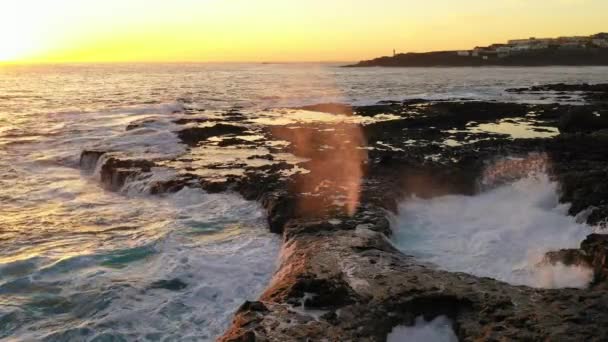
[0,0,606,63]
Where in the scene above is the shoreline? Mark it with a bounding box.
[82,84,608,341]
[345,49,608,68]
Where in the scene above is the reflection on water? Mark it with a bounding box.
[0,102,280,341]
[1,64,607,339]
[250,108,400,126]
[0,164,280,340]
[444,119,559,147]
[471,120,559,139]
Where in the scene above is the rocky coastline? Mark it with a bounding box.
[345,50,608,67]
[82,83,608,341]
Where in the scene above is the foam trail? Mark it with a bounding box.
[2,187,280,341]
[393,173,594,288]
[387,316,458,342]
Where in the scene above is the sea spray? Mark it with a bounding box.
[393,172,594,288]
[1,187,280,341]
[387,316,458,342]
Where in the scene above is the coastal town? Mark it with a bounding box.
[456,33,608,59]
[350,32,608,67]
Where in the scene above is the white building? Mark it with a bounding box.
[511,45,532,52]
[509,37,554,46]
[530,43,550,50]
[457,50,471,56]
[592,39,608,48]
[559,41,584,49]
[508,38,535,45]
[558,36,589,42]
[496,46,513,58]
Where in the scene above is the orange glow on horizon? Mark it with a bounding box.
[1,0,607,63]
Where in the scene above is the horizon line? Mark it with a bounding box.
[0,60,358,66]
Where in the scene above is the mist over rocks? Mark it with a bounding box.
[79,84,608,341]
[545,234,608,287]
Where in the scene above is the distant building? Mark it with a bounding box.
[592,39,608,48]
[558,36,590,42]
[443,33,606,60]
[594,33,608,40]
[509,37,554,47]
[496,46,513,58]
[559,41,585,49]
[508,37,550,45]
[508,38,536,45]
[473,47,497,55]
[530,43,550,50]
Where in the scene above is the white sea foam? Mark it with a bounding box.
[3,187,280,341]
[0,99,278,341]
[81,104,189,161]
[89,119,187,160]
[393,173,595,288]
[4,65,608,341]
[387,316,458,342]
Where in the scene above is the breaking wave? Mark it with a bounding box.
[393,170,595,289]
[387,316,458,342]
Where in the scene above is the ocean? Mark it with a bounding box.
[1,63,608,341]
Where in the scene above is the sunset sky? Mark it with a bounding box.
[1,0,606,63]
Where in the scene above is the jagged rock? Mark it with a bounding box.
[508,83,608,93]
[507,83,608,103]
[558,107,608,133]
[177,124,247,146]
[77,86,608,341]
[150,278,188,291]
[99,157,155,191]
[347,50,608,68]
[125,119,158,131]
[260,192,297,234]
[545,234,608,286]
[148,176,194,195]
[220,221,608,341]
[587,206,608,227]
[79,150,106,172]
[581,234,608,284]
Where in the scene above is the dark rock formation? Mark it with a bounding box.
[347,49,608,67]
[220,218,608,341]
[80,85,608,341]
[558,107,608,133]
[99,157,155,191]
[149,278,188,291]
[546,234,608,286]
[507,83,608,104]
[177,124,247,146]
[79,150,106,173]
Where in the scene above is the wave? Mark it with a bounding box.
[393,171,596,289]
[387,316,458,342]
[0,187,280,341]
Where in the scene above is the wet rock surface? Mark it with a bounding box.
[546,234,608,287]
[507,83,608,103]
[81,84,608,341]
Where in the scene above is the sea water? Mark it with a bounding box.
[393,172,596,289]
[1,63,608,339]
